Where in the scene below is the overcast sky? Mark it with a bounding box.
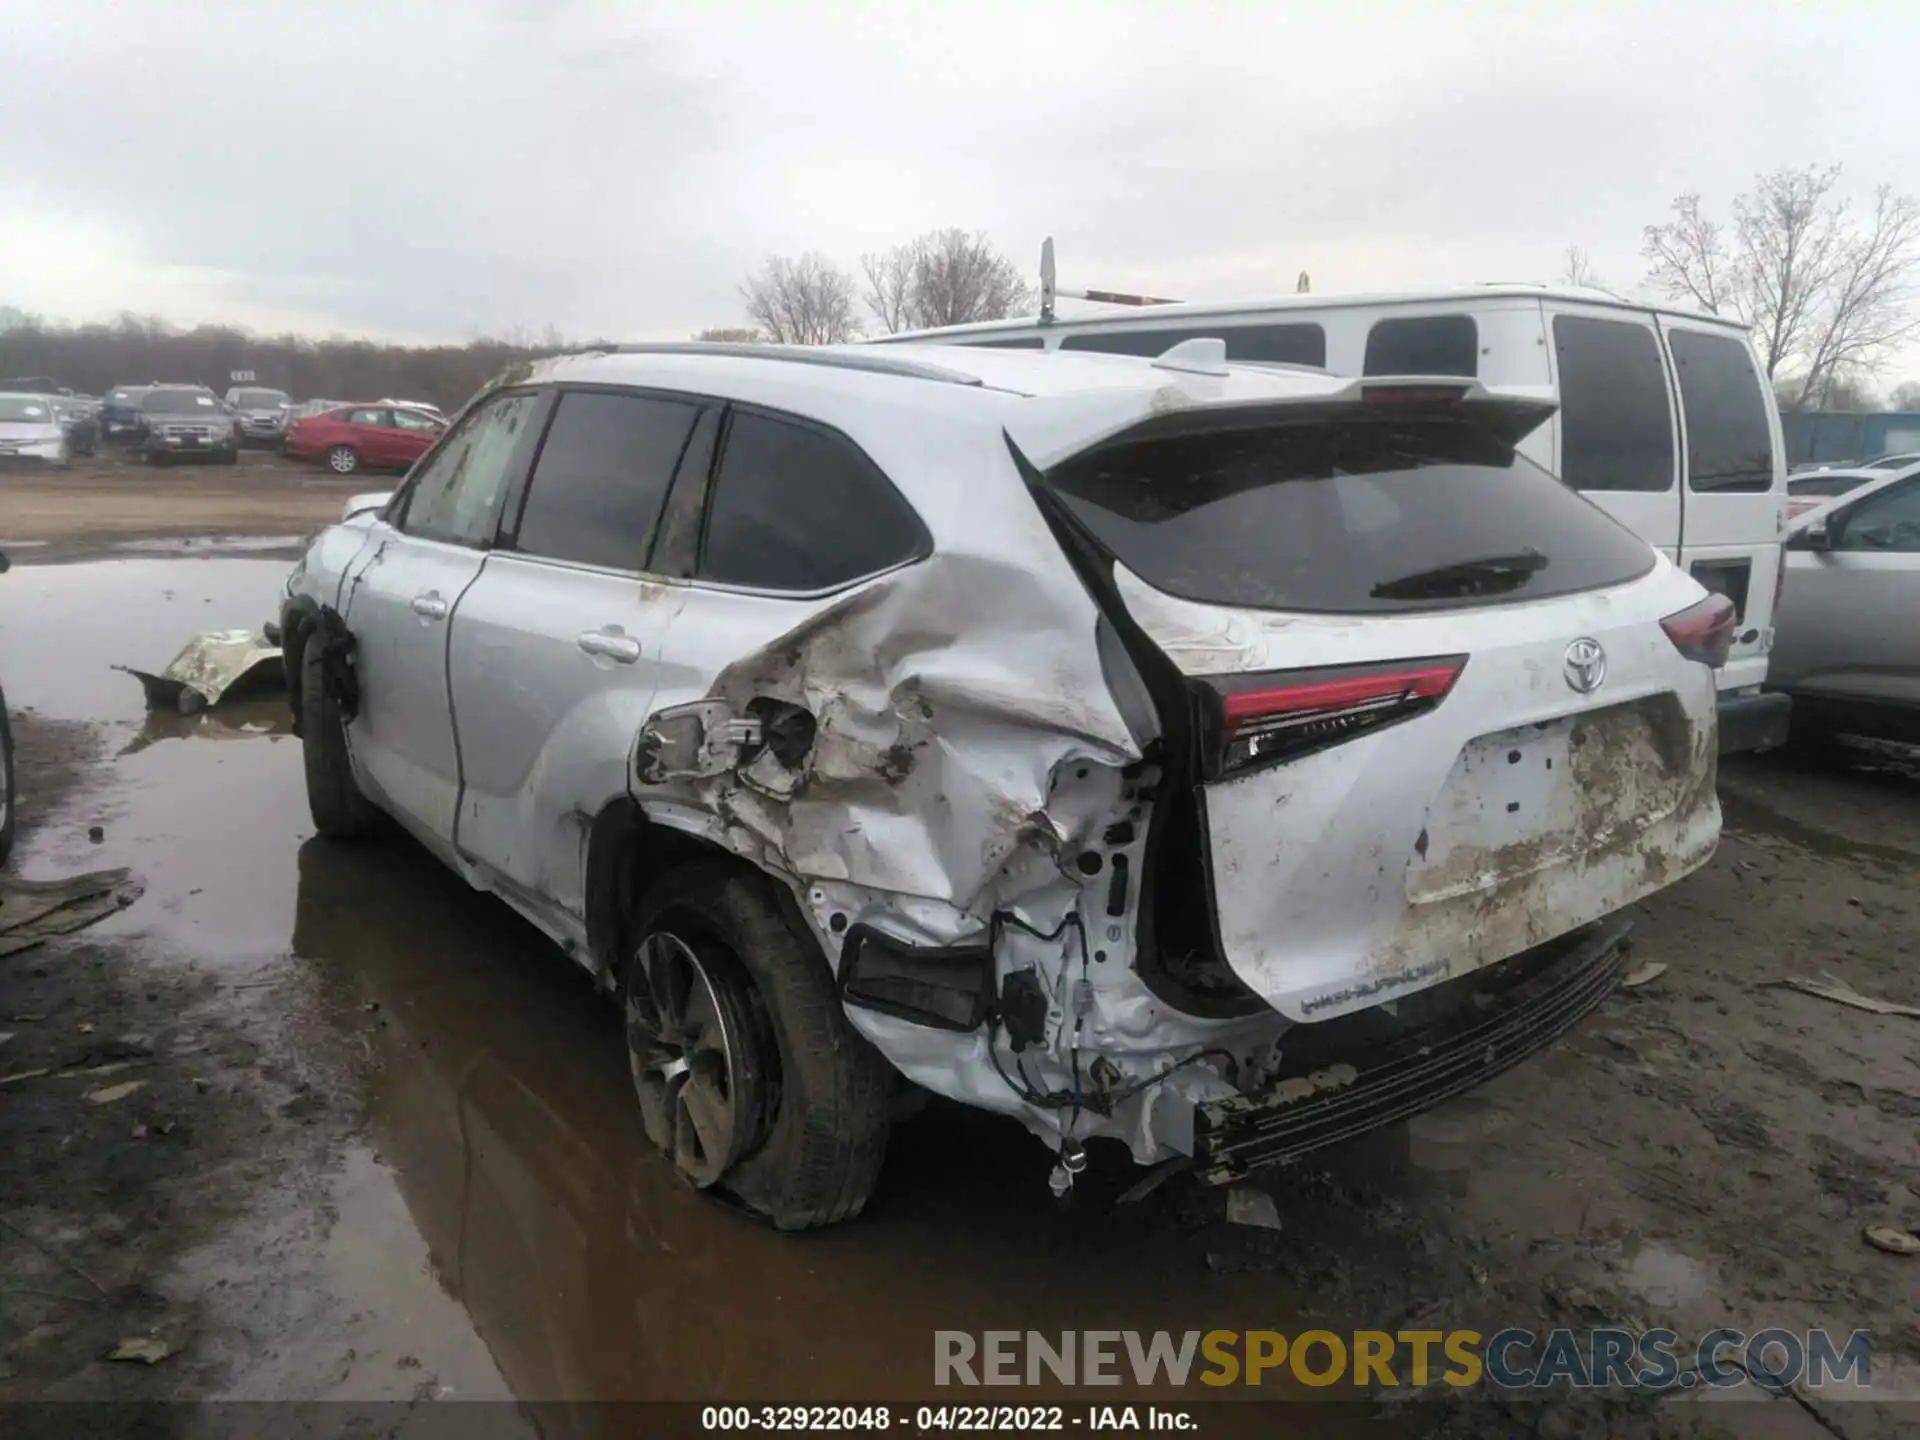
[3,0,1916,369]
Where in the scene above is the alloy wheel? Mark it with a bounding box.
[327,446,358,474]
[625,930,768,1188]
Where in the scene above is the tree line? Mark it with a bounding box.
[0,312,582,410]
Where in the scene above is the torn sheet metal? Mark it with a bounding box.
[0,868,143,958]
[116,630,283,714]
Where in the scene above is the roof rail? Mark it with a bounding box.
[604,342,984,387]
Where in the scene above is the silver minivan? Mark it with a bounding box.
[879,285,1792,753]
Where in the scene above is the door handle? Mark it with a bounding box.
[410,591,449,619]
[577,628,642,664]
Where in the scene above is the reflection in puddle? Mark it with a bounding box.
[291,838,1362,1416]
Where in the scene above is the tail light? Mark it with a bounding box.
[1201,656,1467,779]
[1362,384,1470,406]
[1661,593,1736,668]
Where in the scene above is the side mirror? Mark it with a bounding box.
[1796,518,1832,551]
[0,551,11,574]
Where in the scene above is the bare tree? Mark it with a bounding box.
[694,326,762,343]
[859,230,1032,333]
[1777,369,1878,413]
[1559,244,1607,290]
[1642,166,1920,409]
[909,229,1032,329]
[740,254,862,345]
[860,245,920,335]
[1890,378,1920,411]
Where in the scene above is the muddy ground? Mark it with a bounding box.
[1,449,367,564]
[0,515,1915,1436]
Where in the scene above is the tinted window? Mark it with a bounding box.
[1061,324,1326,368]
[390,409,441,432]
[700,412,925,591]
[1046,417,1654,614]
[1835,478,1920,553]
[966,337,1046,350]
[1363,315,1479,377]
[1552,316,1674,492]
[345,408,388,427]
[399,391,538,547]
[1669,330,1774,493]
[514,392,700,570]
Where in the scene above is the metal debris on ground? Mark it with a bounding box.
[84,1080,147,1105]
[1621,961,1669,989]
[115,629,283,713]
[1771,974,1920,1019]
[1114,1156,1192,1206]
[104,1336,174,1365]
[0,869,143,958]
[1226,1187,1284,1231]
[1863,1225,1920,1256]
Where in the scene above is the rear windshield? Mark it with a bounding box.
[1046,417,1655,614]
[233,389,287,407]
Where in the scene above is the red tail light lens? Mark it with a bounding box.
[1661,593,1737,668]
[1205,656,1468,778]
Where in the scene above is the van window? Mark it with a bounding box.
[1363,315,1478,377]
[967,337,1046,350]
[1060,324,1326,368]
[1552,316,1674,492]
[1669,330,1775,493]
[1046,416,1654,615]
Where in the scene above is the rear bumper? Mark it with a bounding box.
[1194,916,1632,1182]
[1717,688,1791,754]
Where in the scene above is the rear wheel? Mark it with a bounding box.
[624,864,892,1229]
[299,638,380,840]
[326,445,359,475]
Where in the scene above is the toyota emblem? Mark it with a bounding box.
[1564,637,1607,694]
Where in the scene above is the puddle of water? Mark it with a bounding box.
[0,557,290,721]
[113,535,309,556]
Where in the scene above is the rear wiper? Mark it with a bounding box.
[1370,549,1549,601]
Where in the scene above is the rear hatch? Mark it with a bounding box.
[1031,385,1724,1022]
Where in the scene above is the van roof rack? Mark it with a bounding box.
[1038,238,1183,322]
[606,342,983,387]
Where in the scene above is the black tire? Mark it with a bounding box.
[0,688,15,866]
[626,863,892,1229]
[326,445,359,475]
[299,639,381,840]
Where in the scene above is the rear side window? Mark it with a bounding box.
[513,391,700,570]
[699,411,925,591]
[1552,316,1674,492]
[1669,330,1775,493]
[346,408,387,427]
[1061,324,1327,368]
[1364,315,1478,377]
[1047,417,1654,614]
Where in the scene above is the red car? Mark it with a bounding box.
[284,404,446,475]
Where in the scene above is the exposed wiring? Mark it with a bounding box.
[984,907,1238,1119]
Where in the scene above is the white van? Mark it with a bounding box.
[877,286,1792,752]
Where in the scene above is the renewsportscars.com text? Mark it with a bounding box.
[934,1328,1872,1391]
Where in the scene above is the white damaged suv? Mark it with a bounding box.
[281,340,1727,1227]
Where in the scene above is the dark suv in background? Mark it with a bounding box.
[139,386,240,465]
[101,385,153,440]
